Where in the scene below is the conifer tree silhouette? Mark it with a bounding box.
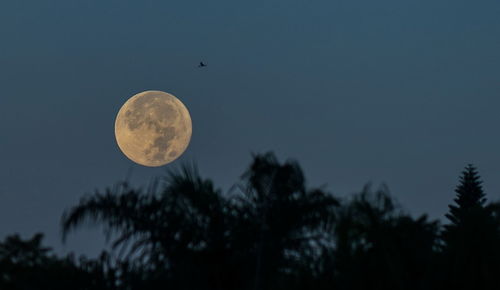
[444,164,486,227]
[441,164,500,290]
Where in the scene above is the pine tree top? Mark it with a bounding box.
[445,164,486,226]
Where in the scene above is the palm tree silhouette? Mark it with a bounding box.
[61,153,339,289]
[62,164,233,288]
[234,152,339,290]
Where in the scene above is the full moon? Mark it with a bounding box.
[114,90,192,167]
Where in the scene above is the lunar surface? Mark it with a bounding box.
[115,91,192,167]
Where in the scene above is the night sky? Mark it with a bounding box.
[1,0,500,257]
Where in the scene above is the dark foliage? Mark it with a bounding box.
[329,185,439,290]
[0,233,114,290]
[440,165,500,289]
[2,154,500,290]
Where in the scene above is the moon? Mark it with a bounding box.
[114,90,192,167]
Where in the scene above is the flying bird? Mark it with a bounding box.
[198,61,207,68]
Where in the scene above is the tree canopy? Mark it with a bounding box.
[1,153,499,290]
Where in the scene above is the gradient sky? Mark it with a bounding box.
[1,0,499,257]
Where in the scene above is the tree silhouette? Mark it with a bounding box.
[62,164,239,289]
[234,153,339,290]
[329,185,438,290]
[0,155,492,289]
[441,164,500,289]
[444,164,486,228]
[61,153,339,290]
[0,233,112,289]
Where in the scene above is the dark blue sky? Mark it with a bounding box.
[1,0,500,256]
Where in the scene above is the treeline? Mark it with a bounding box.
[2,152,500,290]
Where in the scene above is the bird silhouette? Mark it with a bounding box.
[198,61,207,68]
